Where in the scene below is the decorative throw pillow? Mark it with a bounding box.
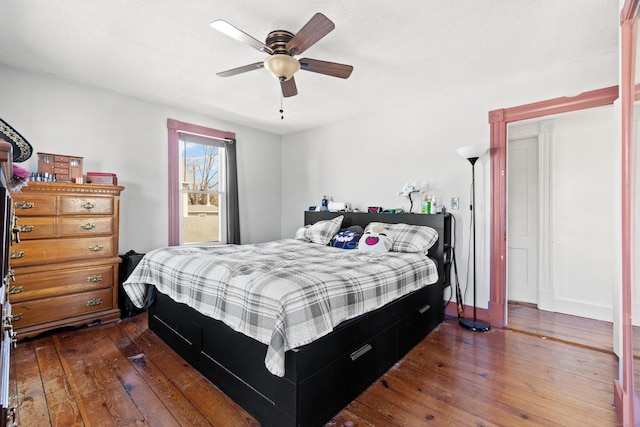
[295,215,344,245]
[358,224,392,253]
[294,226,308,240]
[330,225,364,249]
[364,222,438,254]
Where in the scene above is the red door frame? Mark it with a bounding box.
[614,1,640,424]
[487,85,619,327]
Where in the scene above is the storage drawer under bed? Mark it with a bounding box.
[149,283,444,427]
[298,323,398,426]
[287,281,441,381]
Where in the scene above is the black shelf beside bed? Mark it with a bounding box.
[147,211,451,427]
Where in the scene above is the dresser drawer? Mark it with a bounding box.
[14,216,113,239]
[59,217,113,236]
[10,236,114,267]
[53,166,69,174]
[13,194,57,216]
[14,217,56,239]
[60,195,113,215]
[11,288,113,328]
[54,155,69,163]
[10,264,114,302]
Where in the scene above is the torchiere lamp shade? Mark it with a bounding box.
[457,144,488,162]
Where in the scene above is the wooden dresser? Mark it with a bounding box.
[0,141,16,427]
[10,182,124,339]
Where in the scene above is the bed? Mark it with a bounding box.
[123,211,451,427]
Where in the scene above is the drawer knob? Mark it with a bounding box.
[14,201,34,209]
[87,275,103,282]
[9,329,17,348]
[11,313,23,322]
[11,217,20,243]
[10,251,24,259]
[418,304,431,314]
[19,225,34,233]
[80,223,96,230]
[81,202,96,210]
[87,298,103,306]
[350,343,373,361]
[88,245,104,252]
[8,286,24,295]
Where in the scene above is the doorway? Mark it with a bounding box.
[487,86,619,328]
[505,108,616,324]
[507,132,539,306]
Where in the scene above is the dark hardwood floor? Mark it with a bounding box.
[11,306,623,426]
[506,301,640,356]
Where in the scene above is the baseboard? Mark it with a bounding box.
[551,298,612,322]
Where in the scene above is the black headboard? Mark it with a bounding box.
[304,211,452,286]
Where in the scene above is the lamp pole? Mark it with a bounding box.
[459,155,491,332]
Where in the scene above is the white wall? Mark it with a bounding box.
[281,53,618,310]
[0,50,621,314]
[549,107,617,320]
[0,63,282,252]
[509,107,617,321]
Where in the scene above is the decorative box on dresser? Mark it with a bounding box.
[0,141,16,427]
[9,181,124,339]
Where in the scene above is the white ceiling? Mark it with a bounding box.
[0,0,619,135]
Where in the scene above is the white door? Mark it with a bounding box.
[507,136,539,304]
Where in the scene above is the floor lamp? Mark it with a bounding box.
[457,144,491,332]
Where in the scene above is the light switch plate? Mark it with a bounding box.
[451,197,460,210]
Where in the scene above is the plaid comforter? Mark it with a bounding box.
[122,239,438,377]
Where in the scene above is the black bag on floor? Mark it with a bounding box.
[118,250,146,318]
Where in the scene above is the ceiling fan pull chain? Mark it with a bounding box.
[280,92,284,120]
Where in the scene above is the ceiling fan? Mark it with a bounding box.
[210,13,353,98]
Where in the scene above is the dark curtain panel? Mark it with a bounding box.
[225,138,241,244]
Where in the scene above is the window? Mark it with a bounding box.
[179,134,226,244]
[167,119,239,246]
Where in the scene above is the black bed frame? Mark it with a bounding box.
[148,212,451,426]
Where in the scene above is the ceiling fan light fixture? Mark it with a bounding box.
[264,54,300,81]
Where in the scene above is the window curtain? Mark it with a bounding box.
[225,138,241,244]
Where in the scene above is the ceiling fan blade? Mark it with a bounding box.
[210,20,274,55]
[216,62,264,77]
[281,77,298,97]
[286,13,335,56]
[299,58,353,79]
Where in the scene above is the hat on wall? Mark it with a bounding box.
[0,117,33,163]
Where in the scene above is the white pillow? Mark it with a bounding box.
[295,215,344,245]
[294,226,307,240]
[358,224,392,253]
[364,222,438,254]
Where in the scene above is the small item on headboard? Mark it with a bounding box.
[308,206,317,211]
[368,206,383,213]
[328,201,349,212]
[382,208,405,214]
[321,196,329,211]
